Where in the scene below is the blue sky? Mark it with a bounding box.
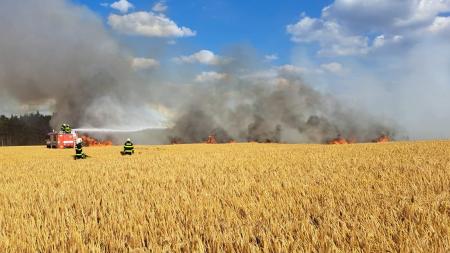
[72,0,333,64]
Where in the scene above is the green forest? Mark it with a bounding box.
[0,112,52,146]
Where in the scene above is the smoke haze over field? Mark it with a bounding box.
[1,0,449,143]
[168,71,394,143]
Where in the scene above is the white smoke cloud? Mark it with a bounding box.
[277,65,308,75]
[194,72,228,82]
[131,57,159,70]
[320,62,347,75]
[108,11,196,37]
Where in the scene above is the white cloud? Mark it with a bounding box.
[110,0,134,13]
[174,50,227,65]
[373,34,403,48]
[100,3,109,7]
[390,0,450,29]
[131,57,159,70]
[287,0,450,56]
[152,1,168,13]
[195,72,228,82]
[427,16,450,35]
[320,62,348,75]
[264,54,278,62]
[108,12,196,37]
[373,35,386,48]
[287,16,369,56]
[323,0,450,32]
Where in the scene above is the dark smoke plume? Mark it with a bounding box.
[0,0,137,129]
[167,70,395,144]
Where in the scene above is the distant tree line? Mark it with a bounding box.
[0,112,52,146]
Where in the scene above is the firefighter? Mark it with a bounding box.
[64,124,72,134]
[123,138,134,155]
[65,124,72,134]
[61,123,71,134]
[74,138,86,159]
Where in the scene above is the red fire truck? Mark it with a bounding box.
[46,131,77,149]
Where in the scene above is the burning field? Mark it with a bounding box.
[0,141,449,252]
[326,134,390,145]
[165,81,397,145]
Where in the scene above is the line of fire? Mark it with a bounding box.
[46,124,391,149]
[172,134,390,145]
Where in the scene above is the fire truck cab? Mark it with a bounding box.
[46,131,77,149]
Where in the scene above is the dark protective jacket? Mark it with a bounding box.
[123,141,134,154]
[75,143,83,158]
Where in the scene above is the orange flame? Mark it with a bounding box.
[170,137,183,144]
[328,134,390,144]
[206,135,217,144]
[327,136,349,145]
[81,135,112,147]
[374,135,390,143]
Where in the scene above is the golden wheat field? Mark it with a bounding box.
[0,142,449,252]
